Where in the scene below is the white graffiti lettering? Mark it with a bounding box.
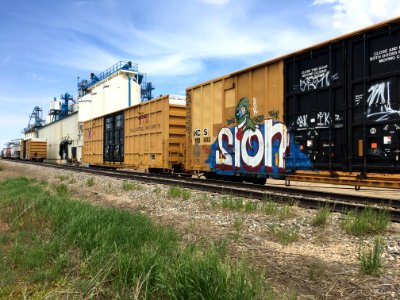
[216,120,288,172]
[216,128,233,166]
[296,115,308,128]
[241,129,264,168]
[316,112,331,126]
[252,97,258,116]
[367,81,400,121]
[299,65,339,92]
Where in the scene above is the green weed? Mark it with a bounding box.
[56,175,69,181]
[244,201,258,212]
[359,237,384,275]
[342,207,390,236]
[312,206,331,227]
[86,177,95,187]
[153,187,162,195]
[53,183,69,198]
[261,199,279,215]
[222,196,244,210]
[278,205,296,220]
[268,224,299,245]
[122,181,143,191]
[167,186,191,200]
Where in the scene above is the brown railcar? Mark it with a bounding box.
[83,95,186,172]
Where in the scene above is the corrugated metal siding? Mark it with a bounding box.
[186,61,284,172]
[83,117,103,164]
[83,95,186,171]
[124,95,186,170]
[25,139,47,161]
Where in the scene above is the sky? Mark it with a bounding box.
[1,0,400,147]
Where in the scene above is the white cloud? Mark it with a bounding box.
[199,0,230,6]
[312,0,400,32]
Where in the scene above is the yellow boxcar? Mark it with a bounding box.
[186,60,284,175]
[83,117,104,165]
[83,95,186,172]
[21,138,47,161]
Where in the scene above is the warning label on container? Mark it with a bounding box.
[299,65,330,91]
[370,46,400,64]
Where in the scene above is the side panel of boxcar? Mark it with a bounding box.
[24,139,47,161]
[83,117,104,165]
[186,61,308,178]
[83,95,186,171]
[124,96,186,171]
[284,21,400,173]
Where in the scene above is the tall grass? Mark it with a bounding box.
[359,237,384,275]
[167,186,191,200]
[0,177,267,299]
[268,223,299,245]
[311,206,331,227]
[86,177,95,187]
[122,181,143,191]
[342,207,390,236]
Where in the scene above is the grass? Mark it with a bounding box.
[261,198,279,215]
[153,187,162,194]
[0,176,267,298]
[167,186,191,200]
[268,223,299,245]
[312,206,331,227]
[56,175,69,181]
[122,181,143,191]
[86,177,95,187]
[277,205,296,220]
[342,207,390,236]
[359,237,384,276]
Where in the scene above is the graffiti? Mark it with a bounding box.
[299,65,339,92]
[354,94,363,107]
[296,115,308,128]
[367,81,400,121]
[214,119,288,172]
[316,112,331,126]
[252,97,258,115]
[223,98,265,139]
[206,98,312,176]
[268,110,279,120]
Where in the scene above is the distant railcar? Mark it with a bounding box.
[83,95,186,172]
[20,138,47,162]
[186,17,400,185]
[2,143,21,159]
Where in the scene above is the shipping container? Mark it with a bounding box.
[21,138,47,161]
[186,17,400,182]
[83,95,186,172]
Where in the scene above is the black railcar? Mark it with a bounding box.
[285,20,400,173]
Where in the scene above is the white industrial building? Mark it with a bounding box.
[25,61,144,164]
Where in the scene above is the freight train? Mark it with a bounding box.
[9,17,400,189]
[1,139,47,162]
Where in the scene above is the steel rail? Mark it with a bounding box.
[8,160,400,222]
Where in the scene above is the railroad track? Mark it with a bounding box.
[7,159,400,222]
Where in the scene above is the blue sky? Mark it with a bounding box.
[1,0,400,147]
